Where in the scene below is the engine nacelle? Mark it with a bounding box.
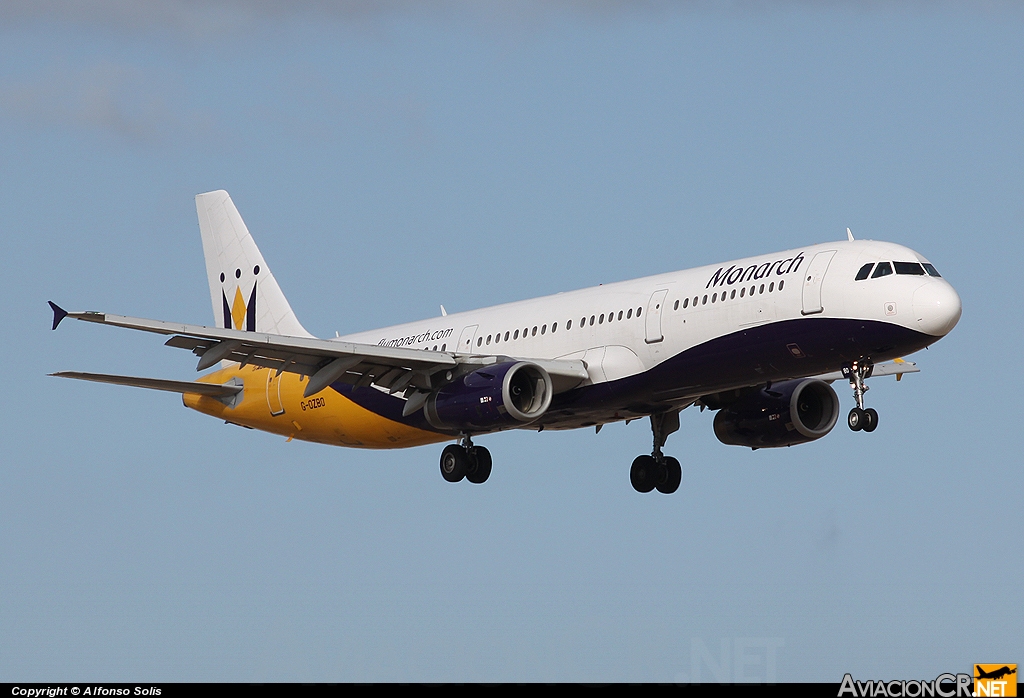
[424,361,553,431]
[712,378,840,448]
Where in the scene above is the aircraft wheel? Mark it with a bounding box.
[630,455,659,493]
[440,444,469,483]
[466,446,492,484]
[863,408,879,433]
[848,408,865,432]
[657,456,682,494]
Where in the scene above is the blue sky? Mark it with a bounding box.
[1,1,1021,682]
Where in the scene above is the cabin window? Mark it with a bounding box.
[702,295,707,305]
[532,326,538,336]
[477,337,482,347]
[923,263,941,277]
[514,329,519,340]
[711,293,717,303]
[855,263,874,281]
[673,300,679,311]
[486,335,492,345]
[590,315,595,326]
[626,308,633,319]
[894,261,926,275]
[739,287,745,298]
[599,314,604,324]
[504,331,509,341]
[759,284,765,294]
[872,262,893,278]
[779,280,784,290]
[637,307,642,316]
[567,320,572,330]
[683,297,689,308]
[618,311,623,320]
[441,343,446,351]
[730,289,736,299]
[552,322,557,333]
[769,282,774,292]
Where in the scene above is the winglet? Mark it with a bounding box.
[48,301,68,330]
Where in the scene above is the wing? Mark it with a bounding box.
[49,302,589,402]
[814,358,920,382]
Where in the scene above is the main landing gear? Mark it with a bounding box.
[439,435,492,484]
[846,361,879,433]
[630,411,683,494]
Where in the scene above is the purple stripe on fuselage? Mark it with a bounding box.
[332,317,934,434]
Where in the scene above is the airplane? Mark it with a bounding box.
[49,190,962,494]
[976,666,1016,681]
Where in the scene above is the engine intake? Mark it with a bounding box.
[712,378,840,448]
[424,361,553,431]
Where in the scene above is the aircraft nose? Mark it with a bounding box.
[913,281,962,336]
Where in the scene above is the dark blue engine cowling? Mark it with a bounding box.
[424,361,553,431]
[712,378,840,448]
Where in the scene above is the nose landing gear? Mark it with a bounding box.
[846,361,878,433]
[440,435,492,484]
[630,411,683,494]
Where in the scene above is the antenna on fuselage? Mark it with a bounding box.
[847,227,855,241]
[440,305,448,317]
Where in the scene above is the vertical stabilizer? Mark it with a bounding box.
[195,190,312,338]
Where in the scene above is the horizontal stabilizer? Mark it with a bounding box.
[50,371,243,397]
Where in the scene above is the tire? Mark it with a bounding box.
[630,455,658,493]
[657,456,682,494]
[440,444,468,482]
[863,408,878,433]
[848,408,865,432]
[466,446,492,484]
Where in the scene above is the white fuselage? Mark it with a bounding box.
[341,240,960,417]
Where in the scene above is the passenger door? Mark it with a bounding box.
[801,251,836,315]
[645,289,670,344]
[457,324,479,354]
[267,370,285,416]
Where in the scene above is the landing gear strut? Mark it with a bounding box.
[846,361,879,433]
[440,434,492,484]
[630,411,683,494]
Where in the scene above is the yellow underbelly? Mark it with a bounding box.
[182,365,448,449]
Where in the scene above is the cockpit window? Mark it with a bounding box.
[871,262,893,279]
[922,263,941,278]
[855,263,874,281]
[894,261,926,275]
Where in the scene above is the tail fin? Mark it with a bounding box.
[195,190,312,338]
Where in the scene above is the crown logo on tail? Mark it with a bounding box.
[222,281,257,331]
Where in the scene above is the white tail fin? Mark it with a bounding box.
[195,190,312,338]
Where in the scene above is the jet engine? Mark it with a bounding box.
[424,361,553,431]
[712,378,840,448]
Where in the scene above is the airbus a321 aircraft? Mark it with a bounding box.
[50,191,961,494]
